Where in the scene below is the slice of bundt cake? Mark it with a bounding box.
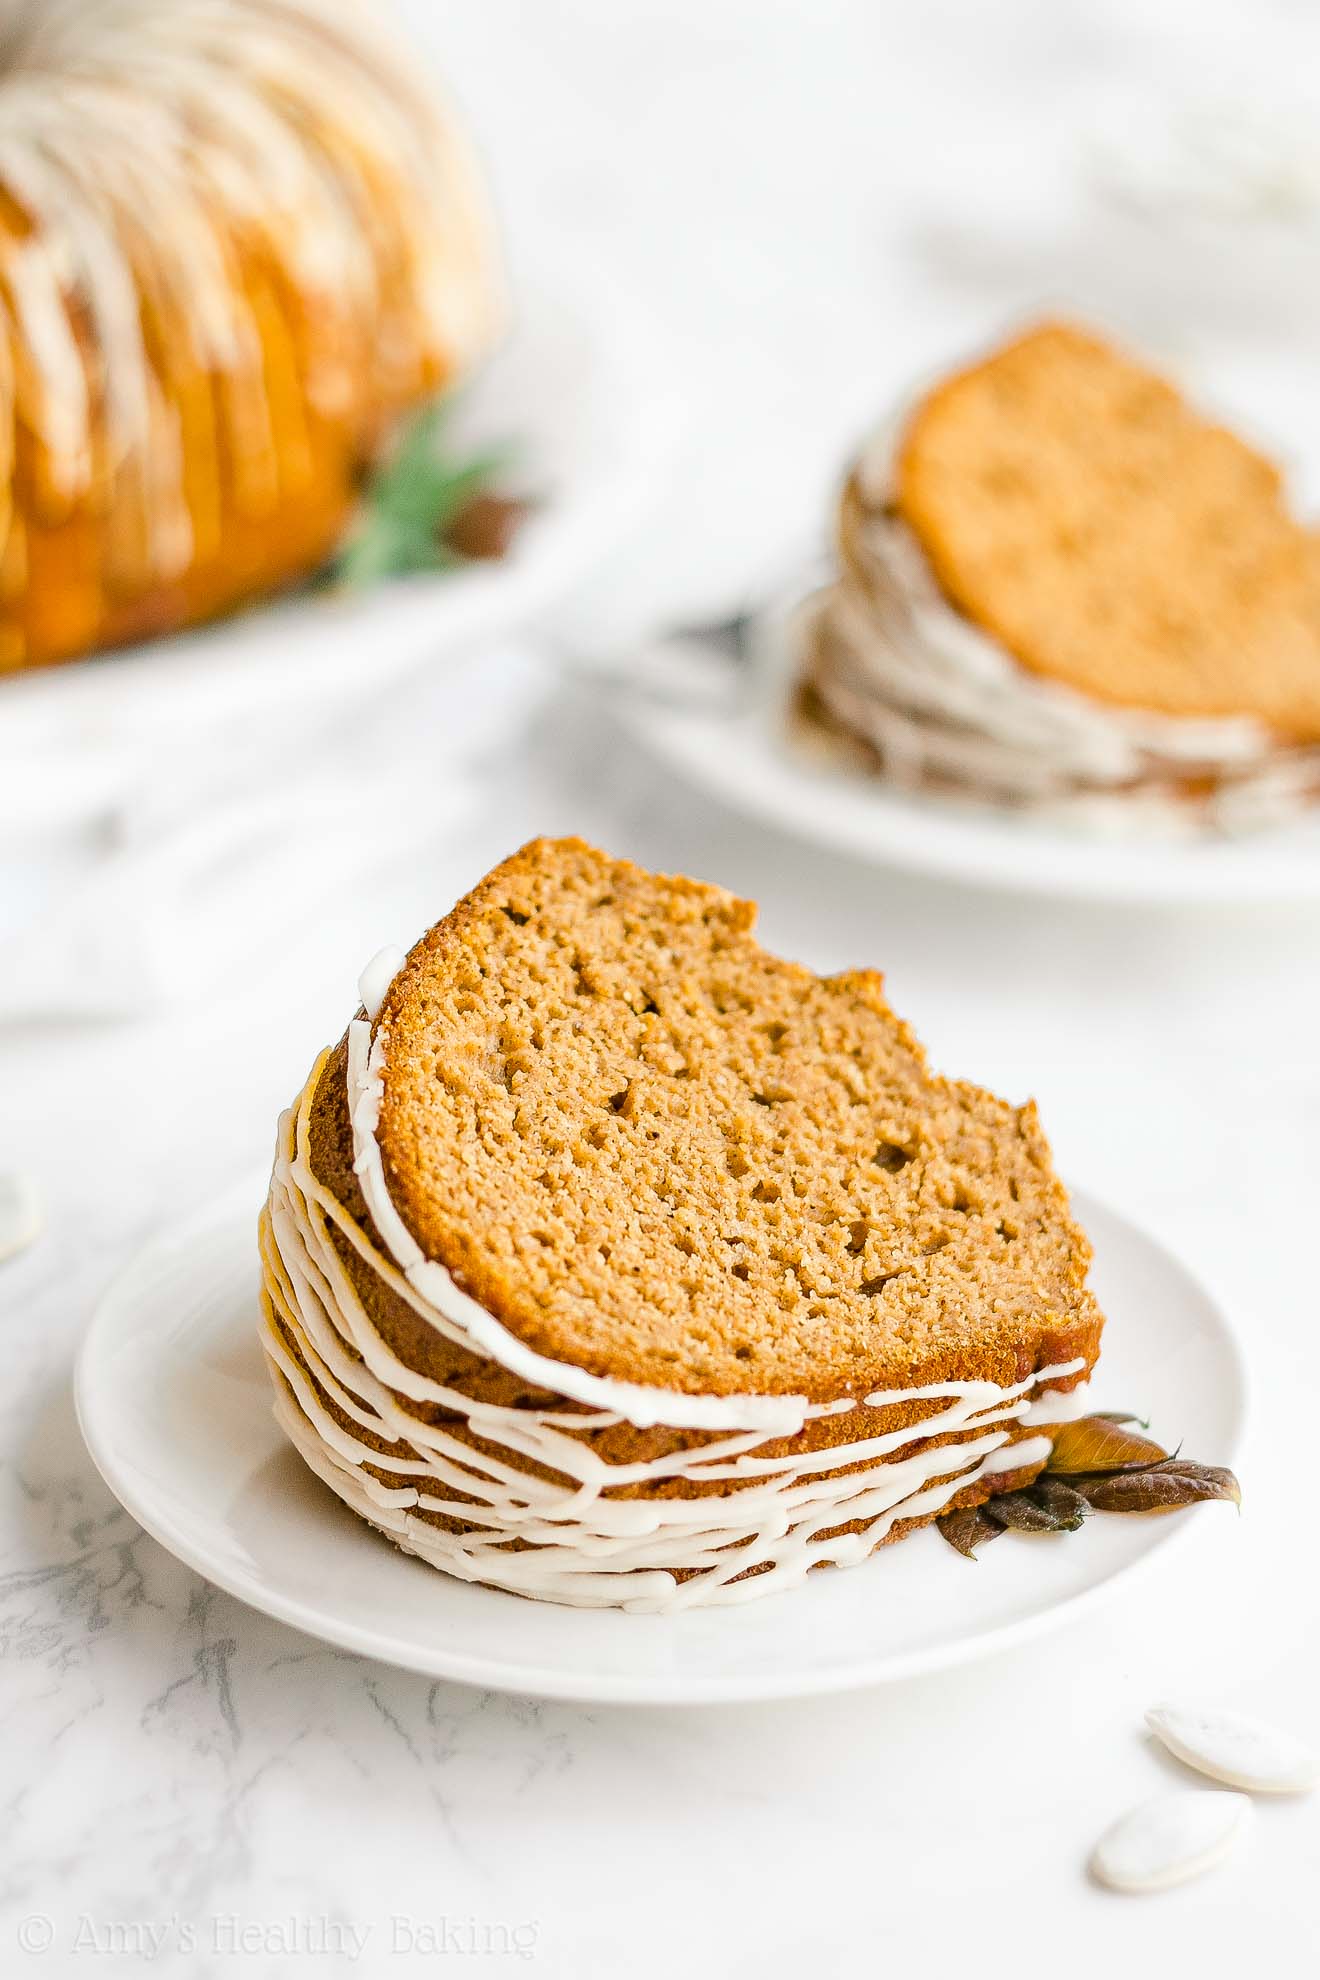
[260,838,1103,1611]
[894,320,1320,739]
[793,319,1320,828]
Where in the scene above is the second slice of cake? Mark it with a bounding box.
[798,320,1320,829]
[261,838,1103,1609]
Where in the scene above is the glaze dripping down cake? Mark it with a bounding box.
[0,0,502,671]
[259,838,1103,1611]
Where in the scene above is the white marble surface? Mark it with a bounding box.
[5,1,1320,1973]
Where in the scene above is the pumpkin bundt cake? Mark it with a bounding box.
[797,321,1320,828]
[259,838,1103,1612]
[0,0,502,672]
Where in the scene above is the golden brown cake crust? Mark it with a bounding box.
[895,320,1320,742]
[366,837,1102,1407]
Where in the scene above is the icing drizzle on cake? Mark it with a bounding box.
[257,1026,1086,1613]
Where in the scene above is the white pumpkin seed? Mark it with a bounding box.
[0,1173,41,1263]
[1148,1704,1319,1795]
[1090,1788,1249,1893]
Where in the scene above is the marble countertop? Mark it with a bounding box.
[6,0,1320,1971]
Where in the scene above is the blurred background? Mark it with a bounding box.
[6,0,1320,975]
[7,0,1320,1014]
[422,0,1320,630]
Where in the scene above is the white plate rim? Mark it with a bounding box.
[75,1179,1249,1705]
[618,625,1320,908]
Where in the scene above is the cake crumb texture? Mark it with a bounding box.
[896,320,1320,740]
[372,837,1100,1402]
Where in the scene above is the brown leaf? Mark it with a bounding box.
[1090,1409,1152,1429]
[442,491,531,561]
[1046,1415,1170,1476]
[1078,1460,1241,1515]
[936,1505,1003,1559]
[1024,1478,1090,1529]
[983,1489,1073,1534]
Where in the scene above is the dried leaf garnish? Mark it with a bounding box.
[936,1505,1003,1559]
[1045,1415,1170,1476]
[1025,1478,1090,1528]
[1078,1460,1241,1516]
[936,1409,1240,1561]
[983,1492,1056,1533]
[984,1478,1089,1533]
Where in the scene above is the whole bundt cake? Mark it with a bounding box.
[0,0,502,672]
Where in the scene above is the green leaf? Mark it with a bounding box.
[327,399,515,588]
[333,515,426,586]
[374,452,511,534]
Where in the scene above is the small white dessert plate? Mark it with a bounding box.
[76,1179,1246,1705]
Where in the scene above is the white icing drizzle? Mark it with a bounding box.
[357,946,405,1025]
[983,1434,1053,1473]
[1019,1382,1099,1426]
[257,1037,1088,1612]
[0,0,501,586]
[799,424,1320,834]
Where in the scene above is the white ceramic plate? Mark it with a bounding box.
[75,1177,1246,1705]
[2,270,676,839]
[620,654,1320,908]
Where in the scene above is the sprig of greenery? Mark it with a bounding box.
[329,402,515,587]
